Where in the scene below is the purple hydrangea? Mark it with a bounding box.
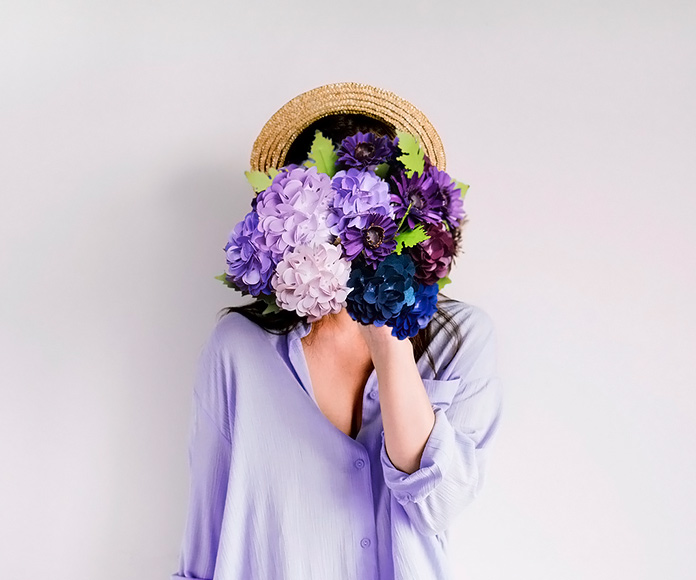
[390,170,444,230]
[327,168,394,237]
[336,131,398,169]
[224,210,276,296]
[250,164,304,211]
[341,213,398,268]
[255,165,333,257]
[428,165,466,228]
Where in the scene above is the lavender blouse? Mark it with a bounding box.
[170,299,503,580]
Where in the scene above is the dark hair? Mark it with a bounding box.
[219,113,465,373]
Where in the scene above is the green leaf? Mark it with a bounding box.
[257,293,281,315]
[394,224,430,255]
[395,131,425,178]
[244,168,281,193]
[244,170,272,193]
[455,180,470,199]
[305,130,338,177]
[262,301,281,315]
[214,272,236,289]
[437,276,452,290]
[374,163,390,178]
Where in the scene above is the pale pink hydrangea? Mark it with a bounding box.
[271,242,352,322]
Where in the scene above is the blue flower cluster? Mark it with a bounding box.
[346,253,439,339]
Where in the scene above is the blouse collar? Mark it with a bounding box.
[285,318,316,402]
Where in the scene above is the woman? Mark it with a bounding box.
[170,86,503,580]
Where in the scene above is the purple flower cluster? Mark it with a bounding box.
[224,210,275,296]
[221,129,467,339]
[256,165,333,257]
[327,168,393,236]
[336,131,397,170]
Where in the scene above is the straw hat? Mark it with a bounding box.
[249,82,446,173]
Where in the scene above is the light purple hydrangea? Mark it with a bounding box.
[271,242,352,322]
[224,210,276,296]
[255,165,333,257]
[327,168,394,237]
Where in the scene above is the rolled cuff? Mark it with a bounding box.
[379,404,456,504]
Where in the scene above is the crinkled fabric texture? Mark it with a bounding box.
[170,299,504,580]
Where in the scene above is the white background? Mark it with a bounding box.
[1,1,695,579]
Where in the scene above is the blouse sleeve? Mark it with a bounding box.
[379,307,504,536]
[171,327,234,580]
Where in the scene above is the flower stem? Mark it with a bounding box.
[397,202,413,232]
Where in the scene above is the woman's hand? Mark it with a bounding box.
[356,321,407,351]
[358,321,436,474]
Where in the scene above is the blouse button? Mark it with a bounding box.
[354,458,365,469]
[369,389,378,400]
[360,537,371,548]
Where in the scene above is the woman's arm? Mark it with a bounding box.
[361,308,504,537]
[359,323,436,474]
[171,330,234,580]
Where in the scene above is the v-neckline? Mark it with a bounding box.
[286,319,378,443]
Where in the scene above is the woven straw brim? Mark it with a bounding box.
[250,82,446,173]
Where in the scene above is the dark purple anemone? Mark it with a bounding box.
[337,131,397,169]
[390,170,444,229]
[428,165,466,228]
[341,213,398,268]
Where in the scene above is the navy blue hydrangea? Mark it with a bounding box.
[388,282,440,339]
[346,253,417,326]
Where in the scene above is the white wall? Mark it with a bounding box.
[1,1,694,578]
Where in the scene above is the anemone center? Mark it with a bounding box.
[364,225,385,248]
[354,142,376,161]
[409,190,424,209]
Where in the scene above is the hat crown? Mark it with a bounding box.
[250,82,446,173]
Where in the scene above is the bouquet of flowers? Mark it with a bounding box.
[216,130,469,340]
